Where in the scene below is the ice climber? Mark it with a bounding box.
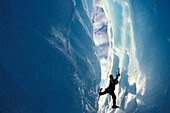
[99,68,120,109]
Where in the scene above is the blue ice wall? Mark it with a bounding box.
[129,0,170,112]
[0,0,100,113]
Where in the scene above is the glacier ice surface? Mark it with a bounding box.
[1,0,170,113]
[0,0,101,113]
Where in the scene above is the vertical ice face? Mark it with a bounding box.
[94,0,170,113]
[0,0,101,113]
[128,1,170,113]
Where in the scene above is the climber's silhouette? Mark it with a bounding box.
[99,68,120,109]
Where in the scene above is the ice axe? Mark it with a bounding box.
[117,68,120,76]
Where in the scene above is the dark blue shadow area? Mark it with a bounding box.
[0,0,100,113]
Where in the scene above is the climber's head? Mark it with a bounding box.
[109,74,113,78]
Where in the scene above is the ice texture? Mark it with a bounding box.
[1,0,170,113]
[0,0,100,113]
[94,0,170,113]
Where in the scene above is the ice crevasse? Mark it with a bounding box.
[0,0,170,113]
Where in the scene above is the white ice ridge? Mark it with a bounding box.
[93,0,146,113]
